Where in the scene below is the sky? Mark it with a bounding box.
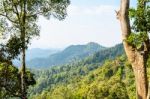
[29,0,137,49]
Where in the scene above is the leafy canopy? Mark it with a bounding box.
[128,0,150,49]
[0,0,70,52]
[0,63,36,98]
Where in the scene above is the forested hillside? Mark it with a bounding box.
[28,44,127,98]
[29,55,136,99]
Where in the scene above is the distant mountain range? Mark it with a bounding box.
[14,42,124,69]
[13,48,60,66]
[27,42,106,68]
[26,48,60,61]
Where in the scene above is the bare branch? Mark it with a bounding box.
[115,10,121,20]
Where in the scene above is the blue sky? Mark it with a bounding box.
[29,0,137,49]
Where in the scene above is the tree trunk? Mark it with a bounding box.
[132,52,148,99]
[21,0,27,98]
[118,0,148,99]
[21,47,27,99]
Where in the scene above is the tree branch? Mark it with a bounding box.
[1,1,18,24]
[12,0,21,24]
[0,13,17,24]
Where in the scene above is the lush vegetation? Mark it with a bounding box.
[0,62,36,98]
[29,55,137,99]
[0,37,36,98]
[0,0,70,98]
[1,0,150,98]
[27,44,133,99]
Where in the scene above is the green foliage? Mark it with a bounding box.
[0,62,36,98]
[0,63,20,98]
[130,0,150,32]
[129,8,136,19]
[127,32,148,49]
[0,0,70,47]
[82,44,124,65]
[28,53,137,99]
[0,35,23,60]
[27,44,124,98]
[0,1,70,98]
[25,70,36,86]
[128,0,150,50]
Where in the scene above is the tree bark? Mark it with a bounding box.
[132,52,148,99]
[118,0,148,99]
[21,21,27,99]
[21,47,26,99]
[20,0,27,98]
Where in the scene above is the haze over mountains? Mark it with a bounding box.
[14,42,124,69]
[13,48,60,66]
[26,48,60,61]
[27,42,106,68]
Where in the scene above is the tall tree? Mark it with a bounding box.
[117,0,150,98]
[0,0,70,98]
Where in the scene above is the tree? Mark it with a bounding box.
[117,0,150,98]
[0,62,36,98]
[0,0,70,98]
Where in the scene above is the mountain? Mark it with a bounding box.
[28,43,129,99]
[13,48,60,66]
[83,43,124,64]
[27,42,106,68]
[26,48,60,61]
